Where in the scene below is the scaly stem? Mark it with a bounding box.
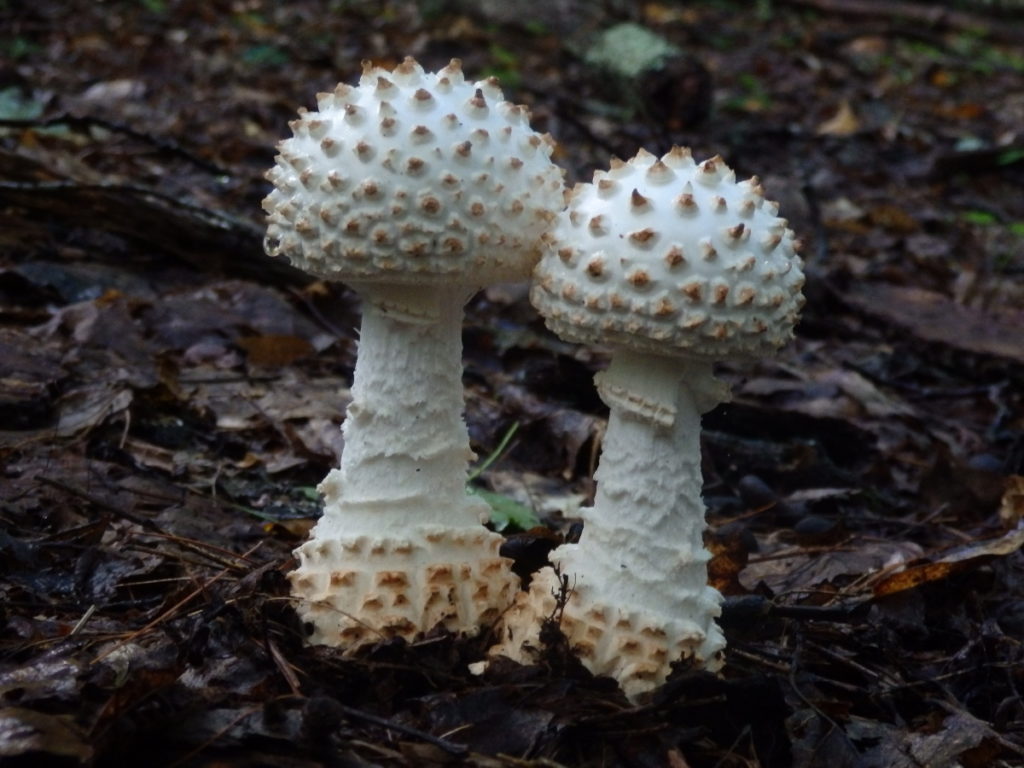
[313,284,489,539]
[554,350,723,616]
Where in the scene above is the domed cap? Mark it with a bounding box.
[263,57,565,287]
[531,147,805,360]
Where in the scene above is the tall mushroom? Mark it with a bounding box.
[492,147,804,699]
[263,58,565,648]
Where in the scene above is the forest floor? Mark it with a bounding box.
[2,1,1024,766]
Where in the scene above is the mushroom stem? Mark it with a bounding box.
[491,351,726,699]
[315,285,488,538]
[556,351,726,609]
[290,285,517,648]
[555,353,725,679]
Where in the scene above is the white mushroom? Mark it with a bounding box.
[263,57,565,649]
[491,147,804,699]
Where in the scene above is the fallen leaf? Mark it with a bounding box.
[858,709,1019,768]
[873,522,1024,597]
[55,383,132,436]
[867,204,918,234]
[237,334,315,367]
[706,526,752,596]
[0,658,82,703]
[816,100,860,136]
[0,707,93,761]
[847,284,1024,363]
[741,537,924,595]
[812,368,916,418]
[999,476,1024,527]
[263,518,315,538]
[872,559,967,598]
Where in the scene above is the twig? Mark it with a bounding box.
[746,543,856,564]
[468,421,520,480]
[336,702,469,756]
[125,542,243,573]
[130,530,259,568]
[38,476,254,572]
[69,604,98,636]
[729,646,792,673]
[576,695,728,725]
[0,114,233,176]
[711,725,754,768]
[285,285,351,341]
[788,634,859,757]
[803,638,904,689]
[91,541,262,665]
[166,702,269,768]
[800,166,829,267]
[266,637,303,697]
[176,373,282,385]
[38,475,164,534]
[769,601,870,623]
[0,178,259,236]
[779,0,1024,42]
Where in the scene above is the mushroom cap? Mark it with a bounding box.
[263,57,565,287]
[531,147,805,361]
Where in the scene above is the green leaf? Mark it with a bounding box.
[0,87,44,121]
[297,485,320,502]
[242,44,289,68]
[961,210,997,226]
[0,37,41,61]
[470,487,540,532]
[997,148,1024,166]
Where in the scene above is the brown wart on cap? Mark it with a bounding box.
[630,189,652,212]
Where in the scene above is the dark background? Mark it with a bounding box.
[1,1,1023,766]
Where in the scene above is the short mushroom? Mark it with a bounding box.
[491,147,804,699]
[263,58,565,648]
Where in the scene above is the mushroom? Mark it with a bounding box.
[263,58,565,648]
[491,147,804,699]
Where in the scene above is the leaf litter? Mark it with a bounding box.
[1,1,1024,766]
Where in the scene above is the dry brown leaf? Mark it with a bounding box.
[263,519,315,539]
[859,709,1016,767]
[847,284,1024,363]
[0,708,94,762]
[55,384,132,437]
[706,527,753,596]
[741,537,924,595]
[873,522,1024,597]
[872,560,967,598]
[999,476,1024,527]
[643,3,699,24]
[812,369,917,419]
[867,204,918,234]
[816,100,860,136]
[237,334,315,367]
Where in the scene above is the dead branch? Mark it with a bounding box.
[779,0,1024,42]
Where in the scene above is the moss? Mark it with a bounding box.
[582,22,680,80]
